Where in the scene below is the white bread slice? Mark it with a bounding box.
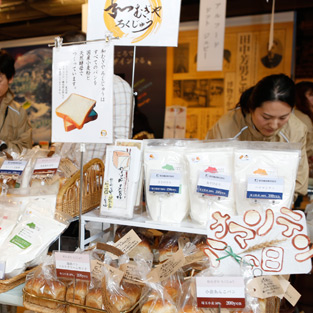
[63,109,98,132]
[55,93,96,129]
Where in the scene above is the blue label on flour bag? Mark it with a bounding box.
[149,171,181,193]
[247,176,284,200]
[197,172,231,197]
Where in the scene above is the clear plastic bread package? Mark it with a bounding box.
[100,144,142,219]
[184,140,235,225]
[233,141,301,215]
[143,140,191,224]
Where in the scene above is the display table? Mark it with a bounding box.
[80,208,207,249]
[0,283,24,306]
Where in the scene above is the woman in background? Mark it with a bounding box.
[206,73,308,198]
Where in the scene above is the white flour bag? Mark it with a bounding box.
[185,142,235,225]
[144,140,190,223]
[234,142,301,215]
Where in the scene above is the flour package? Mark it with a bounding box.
[0,207,68,278]
[185,141,235,225]
[0,197,24,248]
[234,142,301,215]
[100,144,142,219]
[144,140,190,223]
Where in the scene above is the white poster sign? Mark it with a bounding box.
[205,208,313,276]
[197,0,227,71]
[52,41,114,143]
[87,0,182,47]
[163,106,186,138]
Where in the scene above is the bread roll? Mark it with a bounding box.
[141,299,177,313]
[178,304,204,313]
[66,280,89,304]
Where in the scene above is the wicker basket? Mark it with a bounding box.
[56,158,104,218]
[0,267,37,294]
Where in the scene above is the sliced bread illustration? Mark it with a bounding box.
[55,93,96,129]
[63,109,98,132]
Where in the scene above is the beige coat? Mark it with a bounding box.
[206,107,308,196]
[0,89,32,153]
[294,109,313,157]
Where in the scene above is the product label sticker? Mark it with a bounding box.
[196,276,245,308]
[247,176,284,200]
[0,262,5,280]
[0,160,27,176]
[149,170,181,193]
[55,251,91,281]
[59,158,78,178]
[197,172,231,197]
[112,229,141,257]
[9,222,40,249]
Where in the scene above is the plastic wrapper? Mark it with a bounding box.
[176,264,264,313]
[139,282,178,313]
[0,206,69,278]
[24,255,67,310]
[185,141,235,225]
[144,140,191,223]
[0,196,24,247]
[234,141,301,215]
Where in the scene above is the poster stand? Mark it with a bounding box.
[51,35,137,248]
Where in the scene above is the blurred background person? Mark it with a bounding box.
[206,73,308,199]
[0,50,32,153]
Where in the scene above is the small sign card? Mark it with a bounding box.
[205,208,313,275]
[196,276,245,309]
[55,251,91,281]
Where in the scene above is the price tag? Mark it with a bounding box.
[0,261,5,280]
[197,172,231,197]
[0,160,27,175]
[33,156,61,174]
[55,251,91,281]
[196,276,245,309]
[149,170,181,193]
[247,176,284,200]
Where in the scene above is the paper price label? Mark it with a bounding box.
[196,276,245,309]
[33,156,61,174]
[247,276,284,299]
[149,170,181,193]
[247,176,284,200]
[55,251,91,281]
[0,160,27,175]
[197,172,231,197]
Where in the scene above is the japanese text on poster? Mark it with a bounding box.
[52,41,114,143]
[87,0,182,47]
[197,0,227,71]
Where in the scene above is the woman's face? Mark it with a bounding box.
[305,89,313,113]
[0,73,12,101]
[251,100,292,137]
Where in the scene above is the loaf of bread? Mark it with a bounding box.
[55,93,96,130]
[85,280,142,313]
[66,280,89,313]
[24,277,66,309]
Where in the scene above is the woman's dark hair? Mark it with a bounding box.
[0,49,15,80]
[295,81,313,122]
[237,74,295,116]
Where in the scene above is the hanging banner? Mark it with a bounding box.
[197,0,227,71]
[87,0,182,47]
[51,41,114,143]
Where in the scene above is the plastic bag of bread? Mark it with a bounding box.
[114,226,155,260]
[176,265,277,313]
[182,236,210,276]
[161,270,185,304]
[139,282,178,313]
[24,255,67,313]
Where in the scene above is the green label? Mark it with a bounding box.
[10,235,31,249]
